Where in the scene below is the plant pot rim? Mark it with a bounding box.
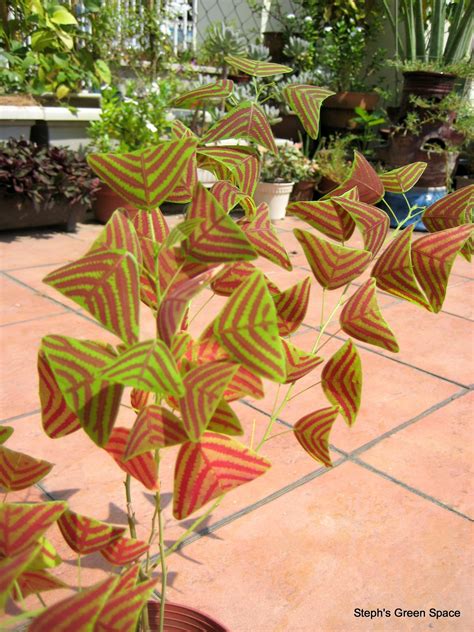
[402,70,457,79]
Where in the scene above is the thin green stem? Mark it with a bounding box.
[288,381,321,402]
[124,475,138,540]
[155,452,167,632]
[145,490,160,575]
[316,328,342,354]
[262,428,295,443]
[188,293,214,326]
[13,581,26,611]
[380,196,398,224]
[77,554,81,591]
[249,417,257,450]
[36,592,47,608]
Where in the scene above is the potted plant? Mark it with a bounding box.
[312,134,354,195]
[0,137,100,231]
[1,57,472,632]
[254,144,297,219]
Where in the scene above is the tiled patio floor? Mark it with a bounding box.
[1,216,473,631]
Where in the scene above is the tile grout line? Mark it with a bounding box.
[1,409,41,424]
[0,311,70,329]
[1,261,74,273]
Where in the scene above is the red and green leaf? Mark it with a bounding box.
[104,427,159,490]
[283,85,334,139]
[211,261,280,296]
[231,154,260,197]
[165,151,198,203]
[89,209,142,263]
[58,509,124,555]
[27,537,62,571]
[125,406,187,459]
[201,101,277,154]
[287,197,355,242]
[224,366,264,401]
[88,139,197,209]
[274,277,311,336]
[210,180,256,217]
[12,570,67,600]
[0,426,13,444]
[325,151,384,204]
[179,361,239,441]
[282,339,323,383]
[130,388,150,411]
[197,146,255,181]
[239,203,292,270]
[379,162,427,193]
[0,502,67,557]
[100,535,149,565]
[293,406,339,467]
[95,574,157,632]
[411,224,474,312]
[131,208,169,244]
[170,119,196,140]
[225,55,292,77]
[43,250,140,346]
[321,339,362,427]
[0,546,40,609]
[173,432,271,519]
[173,79,234,107]
[340,279,399,352]
[371,225,431,310]
[333,197,389,256]
[213,270,286,382]
[294,228,371,290]
[207,400,243,435]
[0,446,53,492]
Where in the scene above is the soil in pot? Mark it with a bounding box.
[147,601,229,632]
[93,183,137,224]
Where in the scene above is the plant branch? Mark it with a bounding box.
[164,496,224,557]
[124,474,138,539]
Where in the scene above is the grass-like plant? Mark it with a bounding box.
[0,56,472,631]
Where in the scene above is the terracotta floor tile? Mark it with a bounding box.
[163,461,473,632]
[0,275,67,325]
[451,251,474,280]
[440,279,473,320]
[359,390,474,517]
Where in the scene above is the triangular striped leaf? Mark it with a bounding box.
[0,426,13,444]
[104,427,159,490]
[201,101,277,153]
[173,432,271,519]
[274,277,312,336]
[283,85,334,139]
[225,366,264,401]
[171,331,193,364]
[411,224,474,313]
[185,183,257,263]
[0,446,53,492]
[164,218,203,250]
[213,270,286,382]
[40,336,123,447]
[101,339,184,398]
[294,228,371,290]
[371,225,431,310]
[239,203,292,270]
[27,537,61,571]
[211,261,280,296]
[157,270,214,345]
[173,79,234,107]
[321,339,362,427]
[225,55,292,77]
[88,139,198,209]
[43,250,140,346]
[88,209,142,263]
[380,162,427,193]
[95,574,157,632]
[156,246,213,295]
[165,151,197,203]
[197,146,255,181]
[170,119,197,140]
[179,361,239,441]
[207,400,243,435]
[293,406,339,467]
[125,405,187,459]
[282,339,323,383]
[210,180,257,217]
[58,509,125,555]
[0,502,67,556]
[231,154,260,197]
[29,575,117,632]
[131,208,169,244]
[324,151,384,204]
[130,388,150,411]
[0,546,40,609]
[340,279,399,352]
[100,535,149,565]
[287,197,355,242]
[333,197,389,256]
[12,570,67,600]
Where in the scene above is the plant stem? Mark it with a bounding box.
[124,475,138,539]
[155,452,167,632]
[380,196,398,224]
[36,592,47,608]
[288,381,321,401]
[13,581,26,611]
[188,292,214,325]
[77,554,81,591]
[262,428,295,443]
[145,491,160,575]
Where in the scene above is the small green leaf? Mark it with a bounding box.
[50,6,78,25]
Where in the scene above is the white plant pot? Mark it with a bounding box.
[254,181,294,220]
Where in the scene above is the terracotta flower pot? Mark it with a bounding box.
[253,181,294,220]
[93,183,137,224]
[271,113,306,142]
[0,194,86,232]
[290,180,316,202]
[147,601,229,631]
[321,91,380,131]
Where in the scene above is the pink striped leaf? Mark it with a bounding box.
[274,277,312,336]
[324,151,384,204]
[294,229,371,290]
[0,502,67,557]
[170,119,196,140]
[173,79,234,107]
[88,209,142,263]
[102,339,183,397]
[130,388,150,411]
[283,85,335,139]
[130,208,169,243]
[231,154,260,196]
[340,279,399,352]
[207,400,243,435]
[210,180,257,217]
[293,406,339,467]
[0,446,53,492]
[104,427,159,490]
[171,331,193,364]
[27,537,61,571]
[40,336,123,447]
[163,218,203,249]
[88,139,198,209]
[12,570,67,600]
[100,535,149,565]
[166,151,198,203]
[173,432,271,519]
[282,339,323,384]
[179,361,239,441]
[125,405,187,459]
[371,225,431,310]
[58,509,125,555]
[333,197,389,256]
[225,55,292,77]
[380,162,427,193]
[43,250,140,345]
[411,224,474,313]
[287,197,356,242]
[201,101,277,153]
[211,261,279,296]
[197,146,255,181]
[238,203,292,270]
[0,546,40,609]
[321,339,362,427]
[224,366,264,401]
[213,270,286,382]
[29,575,117,632]
[0,426,13,444]
[95,574,157,632]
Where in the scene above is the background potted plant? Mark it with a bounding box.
[254,143,297,219]
[0,137,99,231]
